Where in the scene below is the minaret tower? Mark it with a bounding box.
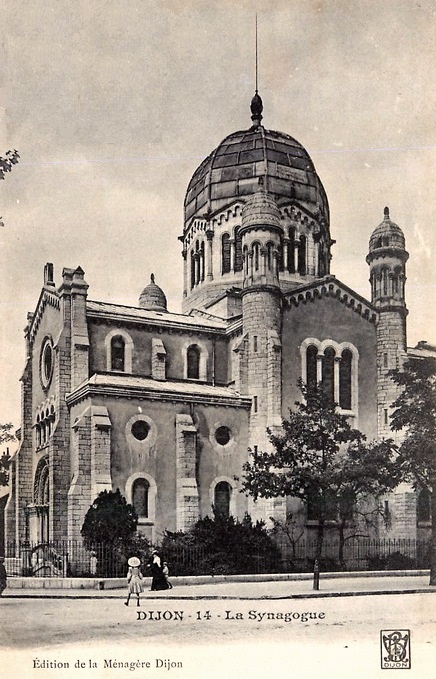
[240,184,285,522]
[366,207,409,440]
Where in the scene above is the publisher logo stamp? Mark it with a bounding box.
[380,629,411,669]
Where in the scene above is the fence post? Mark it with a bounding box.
[21,541,32,576]
[313,558,320,590]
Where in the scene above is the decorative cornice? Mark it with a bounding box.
[184,217,208,246]
[66,374,252,410]
[284,276,378,323]
[29,289,61,343]
[366,246,409,265]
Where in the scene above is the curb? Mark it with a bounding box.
[3,587,436,601]
[6,569,431,590]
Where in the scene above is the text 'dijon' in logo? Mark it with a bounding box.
[380,629,411,669]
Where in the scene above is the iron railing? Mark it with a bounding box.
[3,537,431,578]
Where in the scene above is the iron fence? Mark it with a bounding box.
[3,537,431,578]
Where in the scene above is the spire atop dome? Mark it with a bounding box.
[251,14,263,128]
[384,206,390,220]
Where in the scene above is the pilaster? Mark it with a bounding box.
[175,414,199,532]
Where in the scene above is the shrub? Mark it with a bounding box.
[367,551,416,571]
[159,513,282,576]
[81,489,139,577]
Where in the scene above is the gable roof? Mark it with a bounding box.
[283,275,378,323]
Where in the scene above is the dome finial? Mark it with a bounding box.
[251,91,263,127]
[384,206,390,220]
[151,273,155,283]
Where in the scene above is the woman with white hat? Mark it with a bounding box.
[124,556,143,606]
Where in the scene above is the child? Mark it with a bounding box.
[124,556,143,607]
[162,561,172,589]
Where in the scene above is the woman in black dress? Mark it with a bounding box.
[148,550,169,591]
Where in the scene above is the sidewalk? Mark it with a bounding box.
[4,571,436,600]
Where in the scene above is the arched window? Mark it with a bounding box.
[111,335,125,371]
[266,242,274,271]
[200,241,205,282]
[253,242,260,271]
[190,250,196,289]
[298,235,306,275]
[306,345,318,390]
[222,234,231,273]
[36,415,41,447]
[383,268,388,296]
[187,345,200,379]
[302,339,358,414]
[322,347,335,405]
[278,237,284,271]
[41,467,50,505]
[339,349,352,410]
[417,488,431,523]
[243,244,248,275]
[132,478,150,518]
[214,481,231,519]
[288,227,296,273]
[234,228,243,271]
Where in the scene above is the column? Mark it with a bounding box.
[334,356,341,405]
[206,229,214,281]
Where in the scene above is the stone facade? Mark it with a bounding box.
[5,95,428,551]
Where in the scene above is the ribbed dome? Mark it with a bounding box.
[369,207,406,252]
[139,274,168,312]
[184,122,328,230]
[241,185,281,233]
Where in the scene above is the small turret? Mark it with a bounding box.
[366,206,409,310]
[367,207,408,440]
[139,274,168,312]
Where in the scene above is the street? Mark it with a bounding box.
[1,590,435,678]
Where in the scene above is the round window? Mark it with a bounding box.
[131,420,150,441]
[215,425,231,446]
[40,338,54,388]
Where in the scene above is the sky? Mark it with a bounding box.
[0,0,435,428]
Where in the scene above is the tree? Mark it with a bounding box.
[81,489,138,547]
[81,489,140,577]
[390,355,436,585]
[0,423,16,487]
[240,383,399,566]
[1,149,19,226]
[0,150,19,181]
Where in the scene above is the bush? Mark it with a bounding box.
[159,513,282,576]
[367,551,416,571]
[307,556,342,572]
[81,489,140,577]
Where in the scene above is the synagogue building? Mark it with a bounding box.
[5,92,432,550]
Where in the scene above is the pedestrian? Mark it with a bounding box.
[89,551,97,576]
[162,561,172,589]
[124,556,143,607]
[147,549,169,591]
[0,557,7,597]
